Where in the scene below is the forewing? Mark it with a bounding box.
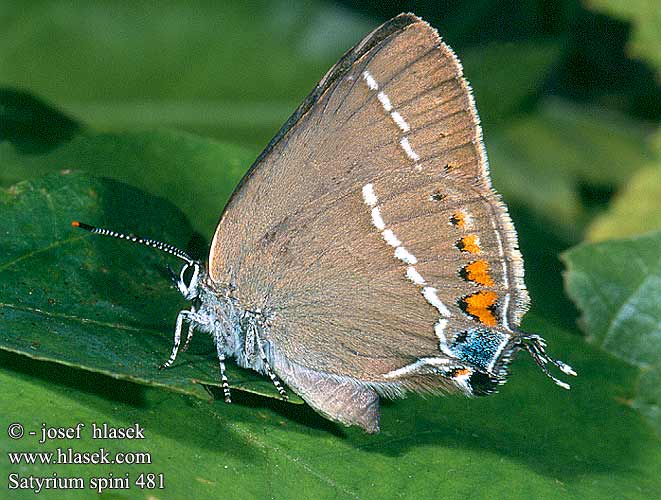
[209,14,528,386]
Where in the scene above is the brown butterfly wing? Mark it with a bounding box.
[209,14,528,429]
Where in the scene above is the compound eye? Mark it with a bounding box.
[175,264,190,293]
[179,264,191,285]
[180,262,201,292]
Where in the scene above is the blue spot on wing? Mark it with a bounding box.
[450,328,507,372]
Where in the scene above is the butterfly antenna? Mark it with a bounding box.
[519,333,577,390]
[72,221,193,264]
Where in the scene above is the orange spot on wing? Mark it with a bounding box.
[450,212,466,228]
[452,368,472,378]
[464,260,495,287]
[458,235,481,254]
[461,290,498,326]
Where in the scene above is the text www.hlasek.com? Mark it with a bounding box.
[8,448,151,465]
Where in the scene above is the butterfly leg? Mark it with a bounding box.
[181,305,197,352]
[159,309,189,370]
[254,331,288,401]
[214,335,232,403]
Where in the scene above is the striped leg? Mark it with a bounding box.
[255,335,288,401]
[215,338,232,403]
[181,305,196,352]
[160,309,187,370]
[264,356,288,400]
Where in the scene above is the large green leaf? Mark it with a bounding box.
[0,80,257,242]
[0,171,293,401]
[562,231,661,434]
[1,312,659,499]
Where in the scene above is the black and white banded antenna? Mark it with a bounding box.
[72,221,193,264]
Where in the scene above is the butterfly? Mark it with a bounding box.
[74,13,575,433]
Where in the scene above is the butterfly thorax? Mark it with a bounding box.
[188,270,276,375]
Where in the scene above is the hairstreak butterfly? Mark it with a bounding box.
[73,13,575,432]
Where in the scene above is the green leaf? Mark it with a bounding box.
[562,231,661,434]
[586,130,661,241]
[634,364,661,436]
[1,312,659,499]
[0,171,296,402]
[587,0,661,73]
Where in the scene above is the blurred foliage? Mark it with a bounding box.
[0,88,80,154]
[0,0,374,147]
[587,130,661,241]
[587,164,661,241]
[0,0,659,498]
[487,99,652,239]
[0,126,254,236]
[588,0,661,73]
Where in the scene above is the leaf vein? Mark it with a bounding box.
[0,235,87,273]
[0,301,162,336]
